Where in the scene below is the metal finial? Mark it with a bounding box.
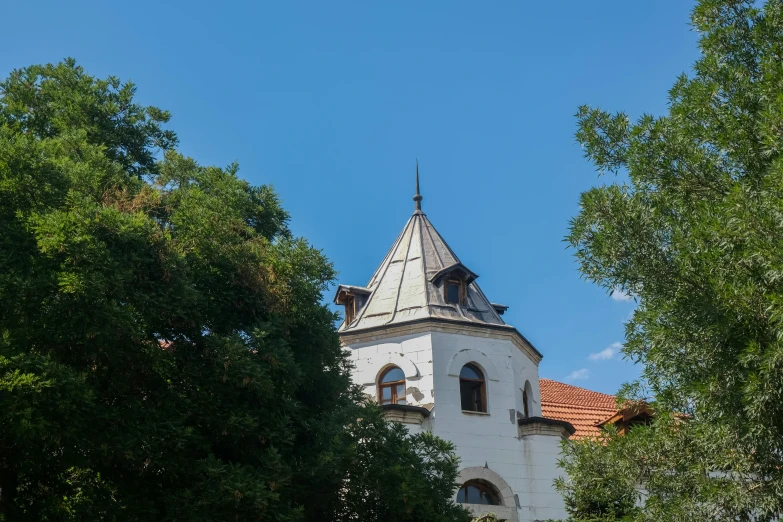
[413,160,423,212]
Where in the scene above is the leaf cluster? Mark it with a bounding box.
[0,60,468,522]
[561,1,783,520]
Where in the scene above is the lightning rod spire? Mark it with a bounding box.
[413,160,423,213]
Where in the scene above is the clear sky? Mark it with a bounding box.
[2,1,699,395]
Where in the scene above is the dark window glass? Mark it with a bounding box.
[460,380,484,411]
[456,481,498,505]
[522,388,530,418]
[459,364,486,412]
[459,364,481,380]
[446,282,460,304]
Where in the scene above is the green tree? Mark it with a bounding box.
[325,407,471,522]
[553,428,640,522]
[0,59,469,522]
[559,1,783,520]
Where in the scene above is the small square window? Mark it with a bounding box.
[446,282,460,304]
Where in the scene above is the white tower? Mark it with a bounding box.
[334,174,573,522]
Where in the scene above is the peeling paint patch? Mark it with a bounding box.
[509,409,516,424]
[407,387,425,401]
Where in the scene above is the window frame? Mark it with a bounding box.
[459,363,487,413]
[378,366,407,405]
[344,296,356,324]
[456,480,500,505]
[444,279,465,305]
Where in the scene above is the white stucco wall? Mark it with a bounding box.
[346,327,569,522]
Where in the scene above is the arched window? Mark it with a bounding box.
[522,380,533,418]
[459,363,486,412]
[456,480,499,505]
[379,366,406,405]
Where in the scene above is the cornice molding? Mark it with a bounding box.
[381,404,430,425]
[517,416,575,439]
[338,318,542,365]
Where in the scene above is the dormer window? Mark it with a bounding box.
[344,297,357,324]
[333,285,371,327]
[431,263,477,308]
[445,280,462,304]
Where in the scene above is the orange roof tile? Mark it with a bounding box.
[539,378,618,439]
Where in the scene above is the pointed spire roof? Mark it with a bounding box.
[336,171,510,333]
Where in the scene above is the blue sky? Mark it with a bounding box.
[2,1,699,395]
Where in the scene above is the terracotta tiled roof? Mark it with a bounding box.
[539,378,618,439]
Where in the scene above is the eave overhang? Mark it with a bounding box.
[491,303,509,315]
[596,403,655,428]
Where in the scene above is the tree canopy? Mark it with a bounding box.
[558,0,783,520]
[0,59,470,522]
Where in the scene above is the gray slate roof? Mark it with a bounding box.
[337,208,509,333]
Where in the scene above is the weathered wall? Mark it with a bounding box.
[346,327,568,522]
[350,331,435,435]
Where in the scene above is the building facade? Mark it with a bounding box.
[334,182,575,522]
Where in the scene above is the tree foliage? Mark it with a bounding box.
[328,407,470,522]
[554,428,640,522]
[0,59,469,522]
[559,1,783,520]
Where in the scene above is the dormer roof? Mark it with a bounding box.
[429,262,479,285]
[337,209,508,333]
[333,285,371,304]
